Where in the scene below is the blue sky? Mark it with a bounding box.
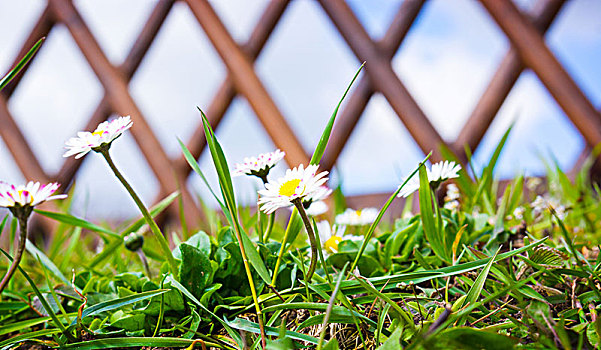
[0,0,600,219]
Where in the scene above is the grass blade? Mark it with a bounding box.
[310,62,365,165]
[0,37,44,91]
[458,248,500,325]
[70,289,169,326]
[350,153,431,272]
[34,210,119,239]
[25,239,71,287]
[59,337,225,350]
[0,248,75,342]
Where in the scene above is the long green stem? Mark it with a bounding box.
[99,149,178,276]
[229,211,266,348]
[0,214,29,294]
[293,199,318,281]
[263,213,275,242]
[271,209,298,286]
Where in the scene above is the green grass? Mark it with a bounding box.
[2,57,601,349]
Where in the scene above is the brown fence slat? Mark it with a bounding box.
[318,0,446,162]
[54,0,176,189]
[480,0,601,152]
[453,0,566,159]
[48,0,201,226]
[185,0,309,167]
[0,97,49,183]
[321,0,426,170]
[173,0,291,177]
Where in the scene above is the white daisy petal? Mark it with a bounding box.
[335,208,379,226]
[0,181,67,209]
[63,116,132,158]
[397,161,462,198]
[231,149,285,178]
[259,164,329,214]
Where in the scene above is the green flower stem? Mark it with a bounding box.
[293,198,318,281]
[229,215,266,348]
[271,209,298,286]
[0,211,30,294]
[262,213,275,242]
[99,149,178,277]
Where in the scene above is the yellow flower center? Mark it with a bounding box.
[279,179,302,197]
[325,236,342,253]
[92,130,106,137]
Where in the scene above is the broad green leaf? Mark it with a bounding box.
[384,222,419,269]
[177,243,213,299]
[109,310,145,331]
[166,276,244,348]
[322,338,340,350]
[425,327,517,350]
[173,230,212,259]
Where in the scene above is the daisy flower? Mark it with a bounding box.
[231,149,285,181]
[335,207,379,226]
[443,183,460,212]
[513,206,525,220]
[444,200,459,212]
[444,183,460,202]
[0,181,67,293]
[63,116,133,158]
[397,161,462,198]
[0,181,67,210]
[430,161,462,183]
[531,195,565,219]
[258,164,328,214]
[313,221,362,255]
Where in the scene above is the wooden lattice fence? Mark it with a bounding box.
[1,0,599,232]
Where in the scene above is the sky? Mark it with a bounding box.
[0,0,600,219]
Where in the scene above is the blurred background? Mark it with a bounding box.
[0,0,600,222]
